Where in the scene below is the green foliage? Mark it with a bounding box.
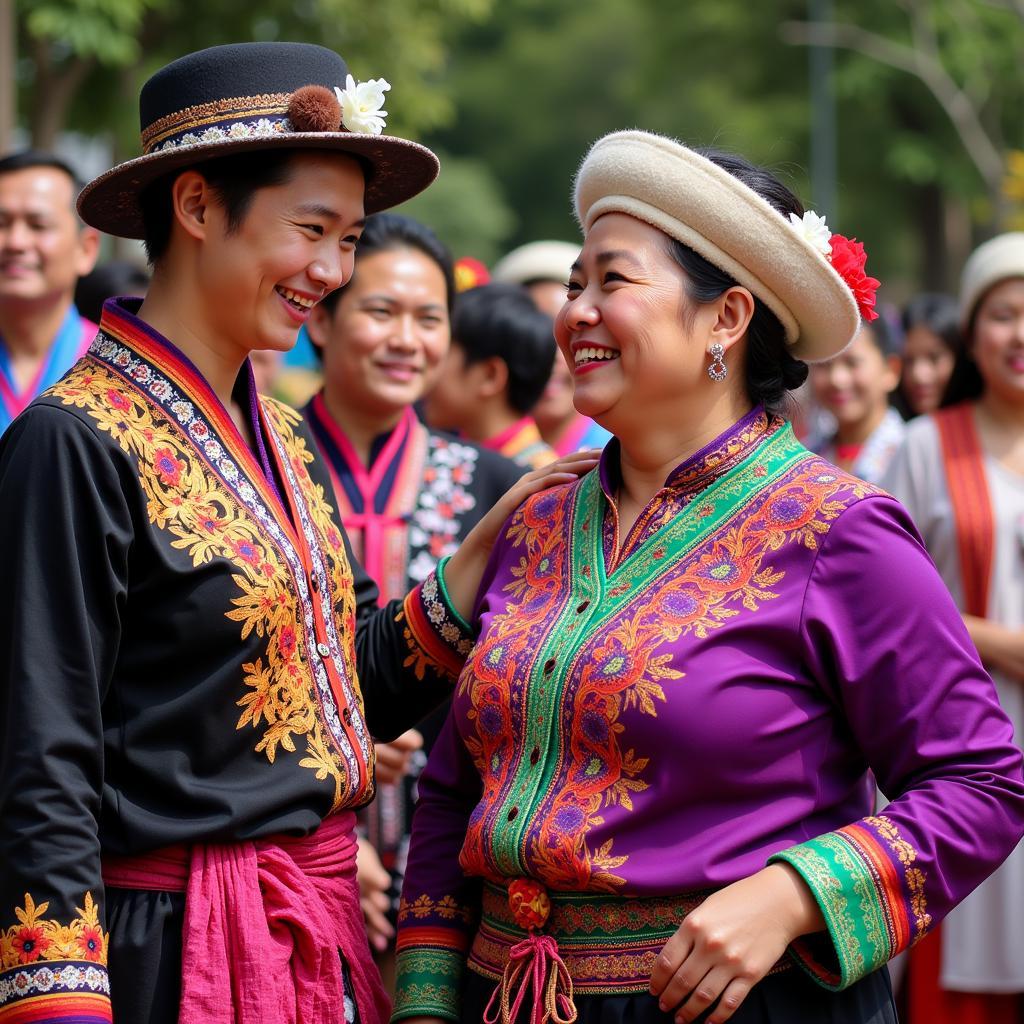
[395,150,516,265]
[21,0,163,64]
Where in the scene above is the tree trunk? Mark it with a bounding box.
[30,38,95,150]
[0,0,15,152]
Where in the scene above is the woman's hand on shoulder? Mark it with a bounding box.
[443,450,601,619]
[649,863,825,1024]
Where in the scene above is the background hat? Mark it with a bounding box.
[78,42,439,239]
[573,130,863,363]
[492,241,579,286]
[959,232,1024,330]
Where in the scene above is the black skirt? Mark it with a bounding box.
[461,964,898,1024]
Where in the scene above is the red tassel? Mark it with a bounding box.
[483,931,577,1024]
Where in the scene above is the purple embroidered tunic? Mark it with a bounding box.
[391,407,1024,1021]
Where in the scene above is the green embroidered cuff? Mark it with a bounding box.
[391,947,464,1022]
[435,556,472,635]
[770,828,900,991]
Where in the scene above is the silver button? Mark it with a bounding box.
[317,642,331,658]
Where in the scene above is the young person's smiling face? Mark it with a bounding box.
[309,246,450,420]
[190,151,366,358]
[972,277,1024,405]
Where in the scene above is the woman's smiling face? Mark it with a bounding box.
[554,213,712,433]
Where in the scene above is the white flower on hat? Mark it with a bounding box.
[335,75,391,135]
[789,210,832,257]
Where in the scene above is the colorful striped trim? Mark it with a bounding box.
[398,567,473,684]
[934,404,993,618]
[0,962,111,1022]
[770,816,927,991]
[466,882,791,994]
[392,946,464,1023]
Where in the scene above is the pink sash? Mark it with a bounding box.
[103,812,389,1024]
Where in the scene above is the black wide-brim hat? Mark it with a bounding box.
[78,42,440,238]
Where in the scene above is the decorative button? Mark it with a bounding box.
[508,878,551,930]
[507,806,519,822]
[310,576,319,592]
[543,658,556,674]
[343,706,352,724]
[530,747,540,765]
[317,642,331,658]
[576,600,590,614]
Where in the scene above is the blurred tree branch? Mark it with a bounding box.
[780,9,1006,218]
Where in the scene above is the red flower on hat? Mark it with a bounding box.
[828,234,880,322]
[508,878,551,931]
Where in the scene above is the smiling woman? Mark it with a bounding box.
[0,41,597,1024]
[392,132,1024,1024]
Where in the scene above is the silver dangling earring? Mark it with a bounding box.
[707,343,727,382]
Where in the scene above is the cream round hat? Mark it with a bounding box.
[492,241,580,286]
[958,232,1024,330]
[573,130,869,363]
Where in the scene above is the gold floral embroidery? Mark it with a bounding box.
[0,892,107,968]
[51,363,356,807]
[866,814,932,941]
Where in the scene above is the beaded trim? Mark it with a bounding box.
[142,92,291,151]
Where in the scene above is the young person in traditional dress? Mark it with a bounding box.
[493,240,612,456]
[302,211,522,969]
[0,150,100,435]
[809,317,906,483]
[424,282,558,470]
[897,293,961,418]
[391,132,1024,1024]
[0,43,595,1024]
[882,231,1024,1024]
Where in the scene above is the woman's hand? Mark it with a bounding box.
[649,864,825,1024]
[355,835,394,952]
[442,450,601,621]
[373,729,423,786]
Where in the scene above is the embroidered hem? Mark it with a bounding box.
[391,946,464,1022]
[0,964,111,1022]
[770,814,928,991]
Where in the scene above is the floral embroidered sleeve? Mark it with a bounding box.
[392,710,483,1022]
[390,558,474,687]
[774,496,1024,990]
[0,409,131,1023]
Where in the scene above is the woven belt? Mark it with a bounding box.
[468,880,793,997]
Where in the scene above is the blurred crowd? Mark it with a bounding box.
[2,142,1022,1023]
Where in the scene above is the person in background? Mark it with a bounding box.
[493,239,611,454]
[424,282,557,469]
[0,150,100,435]
[882,231,1024,1024]
[302,212,522,980]
[809,317,905,483]
[898,293,961,417]
[74,259,150,324]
